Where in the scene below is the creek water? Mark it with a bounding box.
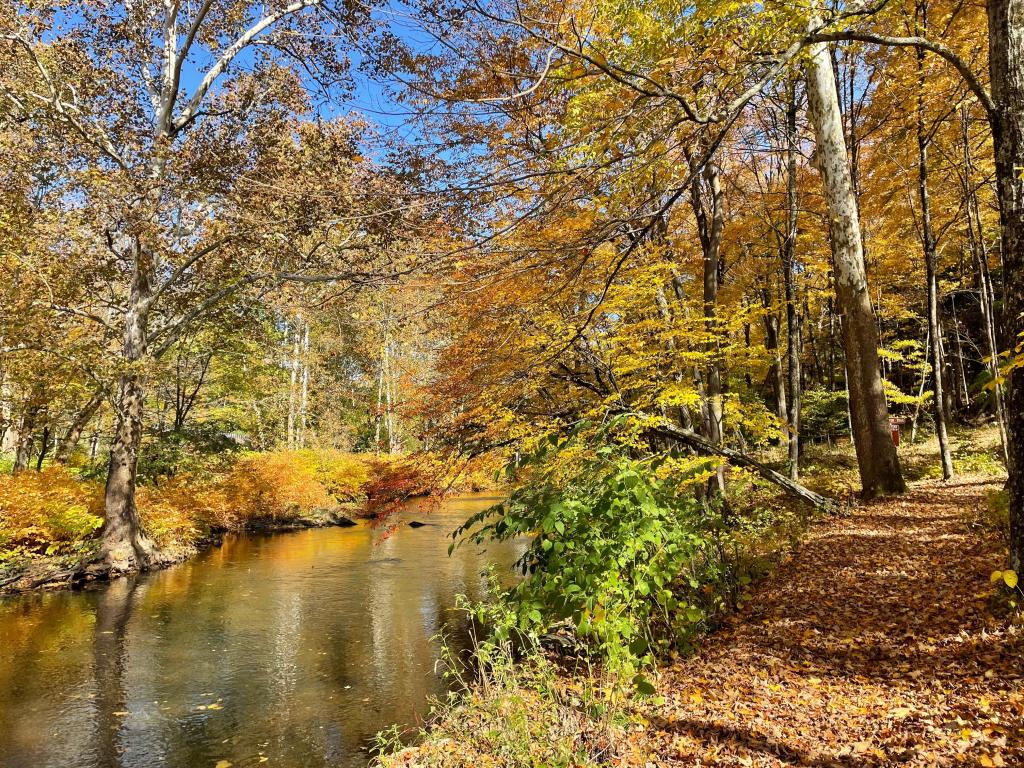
[0,494,522,768]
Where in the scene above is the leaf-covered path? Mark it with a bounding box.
[636,477,1023,767]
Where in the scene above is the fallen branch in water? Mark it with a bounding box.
[30,567,84,589]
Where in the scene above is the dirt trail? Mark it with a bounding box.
[639,477,1024,767]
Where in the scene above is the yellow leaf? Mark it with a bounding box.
[990,570,1003,583]
[214,761,232,768]
[1003,570,1018,589]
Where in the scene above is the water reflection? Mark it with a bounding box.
[0,495,519,768]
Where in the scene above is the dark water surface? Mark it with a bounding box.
[0,495,521,768]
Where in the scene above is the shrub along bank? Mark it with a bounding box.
[0,449,429,592]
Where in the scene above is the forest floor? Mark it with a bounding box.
[621,474,1024,767]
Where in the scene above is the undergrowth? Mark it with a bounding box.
[375,423,1012,768]
[375,596,638,768]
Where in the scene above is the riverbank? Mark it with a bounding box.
[378,432,1022,768]
[0,449,457,595]
[0,505,362,594]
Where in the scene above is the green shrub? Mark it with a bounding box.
[455,438,732,679]
[136,421,244,483]
[953,445,1007,477]
[975,489,1010,538]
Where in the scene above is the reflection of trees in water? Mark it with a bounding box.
[91,577,145,768]
[360,505,523,729]
[0,592,98,762]
[0,497,523,768]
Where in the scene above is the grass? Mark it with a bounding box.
[374,617,639,768]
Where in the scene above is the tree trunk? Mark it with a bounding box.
[0,375,15,453]
[12,403,39,474]
[653,284,695,431]
[35,424,51,471]
[374,329,387,455]
[783,83,802,479]
[761,288,789,445]
[287,320,299,449]
[299,321,310,449]
[55,389,104,464]
[100,266,160,571]
[173,351,210,432]
[948,294,971,412]
[89,413,103,462]
[804,29,905,497]
[987,0,1024,571]
[910,328,930,444]
[961,107,1010,462]
[916,30,954,479]
[690,158,727,496]
[385,343,398,454]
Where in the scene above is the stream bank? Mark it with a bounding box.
[0,505,361,595]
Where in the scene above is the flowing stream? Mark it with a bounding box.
[0,494,522,768]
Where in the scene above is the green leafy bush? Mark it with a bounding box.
[455,438,731,677]
[136,421,244,483]
[970,489,1011,539]
[953,445,1007,477]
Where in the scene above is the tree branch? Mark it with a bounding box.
[172,0,320,133]
[806,31,994,117]
[633,413,841,513]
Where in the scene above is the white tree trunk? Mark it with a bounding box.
[287,319,299,449]
[804,28,905,497]
[299,321,309,449]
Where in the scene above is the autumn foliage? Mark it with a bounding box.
[0,467,104,561]
[0,451,374,567]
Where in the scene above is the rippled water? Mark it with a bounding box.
[0,495,521,768]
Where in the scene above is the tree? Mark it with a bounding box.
[988,0,1024,573]
[782,82,803,480]
[803,19,905,498]
[1,1,408,570]
[804,0,1021,567]
[914,1,953,479]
